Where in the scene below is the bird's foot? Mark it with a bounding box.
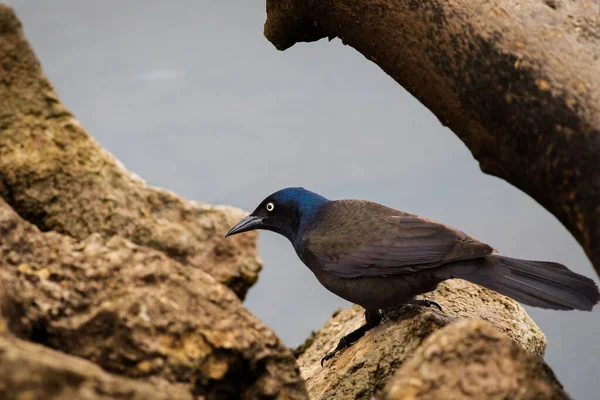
[320,333,355,366]
[321,309,381,367]
[408,298,443,311]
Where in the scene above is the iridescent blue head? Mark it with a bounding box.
[225,187,329,242]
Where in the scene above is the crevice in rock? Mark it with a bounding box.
[193,351,269,400]
[29,318,51,348]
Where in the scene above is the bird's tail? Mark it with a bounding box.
[444,255,600,311]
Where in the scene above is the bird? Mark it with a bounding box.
[225,187,600,365]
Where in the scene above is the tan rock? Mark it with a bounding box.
[0,335,193,400]
[382,320,569,400]
[0,198,307,399]
[297,280,545,399]
[0,4,260,299]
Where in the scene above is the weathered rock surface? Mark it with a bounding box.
[0,197,307,399]
[0,4,260,299]
[382,320,569,400]
[0,5,307,399]
[298,280,546,399]
[0,335,193,400]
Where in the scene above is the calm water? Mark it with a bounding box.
[9,1,599,398]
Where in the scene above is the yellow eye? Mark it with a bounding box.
[266,202,275,212]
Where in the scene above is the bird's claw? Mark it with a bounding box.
[320,310,381,367]
[320,335,352,367]
[320,349,338,367]
[410,299,443,311]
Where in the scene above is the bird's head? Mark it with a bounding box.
[225,187,329,241]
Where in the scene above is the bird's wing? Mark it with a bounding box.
[303,200,494,279]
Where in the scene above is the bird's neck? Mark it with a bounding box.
[290,198,330,258]
[297,196,329,230]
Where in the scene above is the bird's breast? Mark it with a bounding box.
[309,267,439,310]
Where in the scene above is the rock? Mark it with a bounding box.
[0,198,308,399]
[420,279,546,355]
[0,4,260,299]
[0,335,193,400]
[297,280,546,399]
[382,320,569,400]
[0,5,306,398]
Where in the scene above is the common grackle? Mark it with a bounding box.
[225,187,600,365]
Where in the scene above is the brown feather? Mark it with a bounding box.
[302,200,493,278]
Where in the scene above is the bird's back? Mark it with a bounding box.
[301,200,494,278]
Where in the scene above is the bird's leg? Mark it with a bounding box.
[407,298,443,311]
[321,309,382,366]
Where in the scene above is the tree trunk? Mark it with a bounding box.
[263,0,600,276]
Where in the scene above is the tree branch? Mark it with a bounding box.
[264,0,600,275]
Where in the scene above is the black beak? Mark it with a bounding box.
[225,215,265,237]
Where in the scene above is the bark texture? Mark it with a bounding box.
[0,4,261,300]
[264,0,600,275]
[297,280,547,399]
[0,197,307,399]
[382,320,569,400]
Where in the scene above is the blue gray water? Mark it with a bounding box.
[8,1,599,398]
